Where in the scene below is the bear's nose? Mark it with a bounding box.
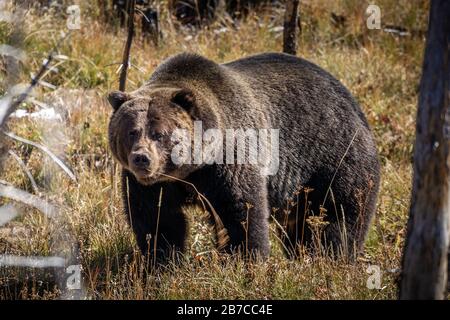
[131,152,151,169]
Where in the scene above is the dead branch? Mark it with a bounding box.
[0,180,58,217]
[283,0,300,55]
[119,0,136,92]
[8,149,39,193]
[2,131,76,182]
[0,33,70,128]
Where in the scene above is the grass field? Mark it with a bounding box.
[0,0,429,299]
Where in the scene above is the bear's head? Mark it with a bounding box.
[107,87,208,185]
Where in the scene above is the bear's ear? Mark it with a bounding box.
[108,91,130,111]
[171,89,196,112]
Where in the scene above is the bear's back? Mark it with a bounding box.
[223,53,379,215]
[222,52,369,129]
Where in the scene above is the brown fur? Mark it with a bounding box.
[107,52,380,263]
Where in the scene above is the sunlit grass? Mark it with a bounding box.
[0,0,428,299]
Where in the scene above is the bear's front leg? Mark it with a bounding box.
[196,167,271,260]
[122,170,189,265]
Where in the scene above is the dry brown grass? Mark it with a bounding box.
[0,0,428,299]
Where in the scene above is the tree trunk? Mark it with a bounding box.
[141,7,160,47]
[400,0,450,300]
[119,0,135,92]
[283,0,300,55]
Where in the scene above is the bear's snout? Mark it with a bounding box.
[130,151,151,170]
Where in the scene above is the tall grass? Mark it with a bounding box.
[0,0,428,299]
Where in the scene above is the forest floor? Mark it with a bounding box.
[0,0,429,299]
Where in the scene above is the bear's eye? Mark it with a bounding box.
[129,129,139,139]
[151,132,163,141]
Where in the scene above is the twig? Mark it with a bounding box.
[0,180,58,217]
[0,32,71,127]
[135,8,150,23]
[283,0,300,55]
[0,255,65,268]
[271,214,295,253]
[8,149,39,193]
[119,0,135,91]
[126,176,133,230]
[153,187,163,269]
[2,130,76,182]
[105,62,145,73]
[322,128,360,206]
[159,173,229,250]
[0,203,19,226]
[269,225,292,255]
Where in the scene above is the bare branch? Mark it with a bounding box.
[0,203,19,226]
[0,255,65,268]
[2,131,76,182]
[0,180,58,217]
[8,149,39,193]
[283,0,300,55]
[160,173,230,250]
[119,0,136,92]
[0,32,71,127]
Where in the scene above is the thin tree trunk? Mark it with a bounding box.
[119,0,135,92]
[283,0,300,55]
[400,0,450,300]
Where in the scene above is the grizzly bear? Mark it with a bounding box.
[107,52,380,263]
